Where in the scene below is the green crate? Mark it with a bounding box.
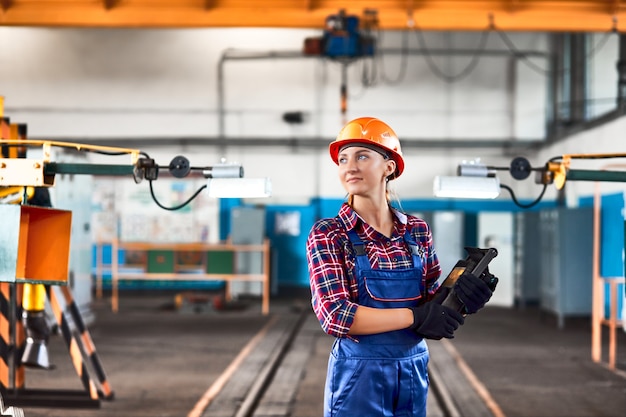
[206,251,234,274]
[147,250,175,273]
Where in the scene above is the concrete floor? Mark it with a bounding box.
[8,292,626,417]
[451,306,626,417]
[16,294,280,417]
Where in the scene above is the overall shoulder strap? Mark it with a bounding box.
[403,228,424,268]
[346,229,371,270]
[346,229,366,255]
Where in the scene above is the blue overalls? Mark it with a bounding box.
[324,228,430,417]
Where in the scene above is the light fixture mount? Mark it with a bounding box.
[509,157,532,180]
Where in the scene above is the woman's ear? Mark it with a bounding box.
[386,159,396,178]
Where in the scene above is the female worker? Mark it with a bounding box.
[306,117,494,417]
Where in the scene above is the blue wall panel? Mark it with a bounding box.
[92,191,623,301]
[217,196,560,290]
[264,204,317,289]
[579,192,625,278]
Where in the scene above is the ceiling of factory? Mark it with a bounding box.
[0,1,625,32]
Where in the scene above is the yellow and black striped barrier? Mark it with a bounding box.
[59,286,114,400]
[46,286,99,401]
[0,283,24,393]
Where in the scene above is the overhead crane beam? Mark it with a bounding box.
[103,0,117,11]
[0,1,625,32]
[0,1,11,13]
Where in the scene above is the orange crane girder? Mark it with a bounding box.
[0,1,625,32]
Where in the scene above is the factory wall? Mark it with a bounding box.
[1,27,623,309]
[0,27,549,143]
[1,27,620,202]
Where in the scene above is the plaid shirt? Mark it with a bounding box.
[306,203,441,338]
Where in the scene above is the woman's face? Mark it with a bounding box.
[337,146,395,197]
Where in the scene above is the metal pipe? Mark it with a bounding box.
[592,180,602,363]
[590,163,626,368]
[44,162,135,176]
[566,169,626,183]
[58,136,544,150]
[216,46,547,139]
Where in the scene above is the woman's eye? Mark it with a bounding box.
[338,157,347,164]
[358,154,368,160]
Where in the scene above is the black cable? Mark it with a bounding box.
[376,28,409,85]
[148,180,207,211]
[77,148,152,159]
[500,183,547,209]
[412,25,491,83]
[495,28,616,77]
[360,56,378,88]
[494,30,552,76]
[356,24,377,87]
[586,31,614,59]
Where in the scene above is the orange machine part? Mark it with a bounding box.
[15,206,72,284]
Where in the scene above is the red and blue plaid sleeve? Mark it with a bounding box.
[306,218,359,338]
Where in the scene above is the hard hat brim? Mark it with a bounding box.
[329,138,404,178]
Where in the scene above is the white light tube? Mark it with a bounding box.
[206,177,272,198]
[433,176,501,199]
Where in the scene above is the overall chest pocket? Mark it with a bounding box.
[363,270,423,302]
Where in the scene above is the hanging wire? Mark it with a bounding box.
[411,24,491,83]
[336,16,615,94]
[376,28,410,85]
[494,30,551,76]
[148,180,207,211]
[495,27,617,77]
[500,153,626,209]
[586,31,614,59]
[360,55,378,88]
[500,183,548,209]
[350,63,372,100]
[2,140,209,211]
[80,148,152,159]
[358,17,379,87]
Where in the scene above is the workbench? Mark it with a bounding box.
[94,239,271,314]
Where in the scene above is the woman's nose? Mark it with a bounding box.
[344,157,357,171]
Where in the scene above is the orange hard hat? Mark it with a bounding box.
[329,117,404,179]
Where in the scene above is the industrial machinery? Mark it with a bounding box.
[433,153,626,371]
[0,95,271,409]
[434,154,626,208]
[303,9,376,58]
[303,9,378,117]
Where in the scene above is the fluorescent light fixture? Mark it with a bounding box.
[206,177,272,198]
[433,176,501,199]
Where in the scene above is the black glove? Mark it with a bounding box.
[409,302,465,340]
[454,271,493,314]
